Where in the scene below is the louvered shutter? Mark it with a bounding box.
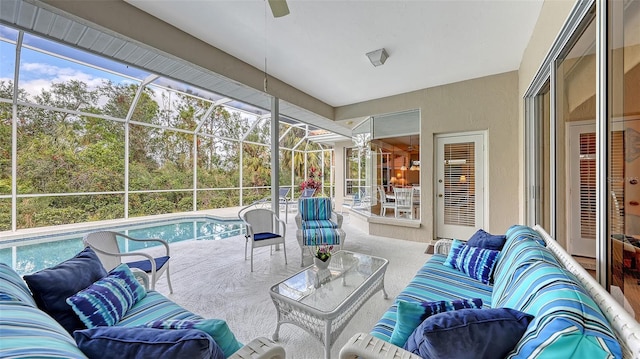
[444,142,475,227]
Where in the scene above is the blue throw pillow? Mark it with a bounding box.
[389,298,483,347]
[467,229,507,250]
[74,326,223,359]
[144,319,243,358]
[404,308,534,359]
[67,263,146,328]
[443,239,500,284]
[23,247,108,333]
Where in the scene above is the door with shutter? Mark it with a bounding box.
[435,132,486,239]
[567,122,624,257]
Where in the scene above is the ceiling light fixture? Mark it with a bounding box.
[366,48,388,67]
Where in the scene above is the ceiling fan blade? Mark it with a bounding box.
[268,0,290,18]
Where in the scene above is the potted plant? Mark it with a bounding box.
[314,244,333,270]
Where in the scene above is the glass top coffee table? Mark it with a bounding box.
[269,250,389,359]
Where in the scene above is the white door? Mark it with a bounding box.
[435,132,486,239]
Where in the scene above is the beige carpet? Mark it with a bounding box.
[150,219,431,358]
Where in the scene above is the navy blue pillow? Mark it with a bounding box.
[467,229,507,250]
[403,308,533,359]
[23,247,108,334]
[74,327,223,359]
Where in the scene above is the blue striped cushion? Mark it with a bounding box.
[117,291,203,326]
[0,303,87,358]
[67,264,147,328]
[504,225,545,250]
[301,219,338,229]
[492,239,560,305]
[299,198,332,221]
[302,228,341,246]
[0,263,37,307]
[499,262,621,358]
[443,239,499,284]
[371,255,492,342]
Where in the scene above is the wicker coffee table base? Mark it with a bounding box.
[271,270,388,359]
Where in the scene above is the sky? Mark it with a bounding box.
[0,23,276,125]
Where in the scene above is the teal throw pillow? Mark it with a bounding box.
[144,319,243,358]
[66,263,146,328]
[443,239,500,284]
[389,298,483,347]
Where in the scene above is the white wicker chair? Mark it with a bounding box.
[239,207,287,272]
[83,231,173,293]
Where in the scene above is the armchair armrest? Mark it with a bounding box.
[229,337,285,359]
[118,233,171,257]
[129,268,150,290]
[331,211,344,228]
[88,246,160,274]
[276,216,286,238]
[295,213,303,230]
[339,333,421,359]
[434,238,453,255]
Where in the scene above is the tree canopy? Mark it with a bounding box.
[0,79,328,230]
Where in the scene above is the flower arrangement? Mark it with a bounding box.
[315,244,334,262]
[300,166,322,193]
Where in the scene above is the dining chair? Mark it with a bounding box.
[394,187,415,219]
[378,185,395,217]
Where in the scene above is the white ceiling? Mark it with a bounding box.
[125,0,544,107]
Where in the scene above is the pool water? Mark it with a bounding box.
[0,218,243,275]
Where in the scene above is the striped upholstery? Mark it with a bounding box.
[492,239,560,303]
[369,225,622,358]
[0,263,87,358]
[370,254,492,342]
[0,264,242,358]
[302,228,341,246]
[499,262,621,358]
[0,263,37,307]
[302,219,339,229]
[299,197,332,221]
[117,291,203,326]
[0,303,88,358]
[504,224,546,248]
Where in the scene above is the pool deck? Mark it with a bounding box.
[1,205,432,358]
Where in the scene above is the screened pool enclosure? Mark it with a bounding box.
[0,23,344,232]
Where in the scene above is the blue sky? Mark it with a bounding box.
[0,25,143,99]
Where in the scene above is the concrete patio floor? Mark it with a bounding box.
[149,207,432,358]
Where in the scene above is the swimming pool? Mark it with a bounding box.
[0,217,243,275]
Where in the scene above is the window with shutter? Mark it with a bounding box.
[443,142,475,227]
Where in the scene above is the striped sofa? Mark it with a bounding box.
[340,225,640,359]
[0,263,284,359]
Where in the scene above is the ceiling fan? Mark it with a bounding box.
[268,0,290,18]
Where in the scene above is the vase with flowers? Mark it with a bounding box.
[314,244,333,270]
[300,166,322,196]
